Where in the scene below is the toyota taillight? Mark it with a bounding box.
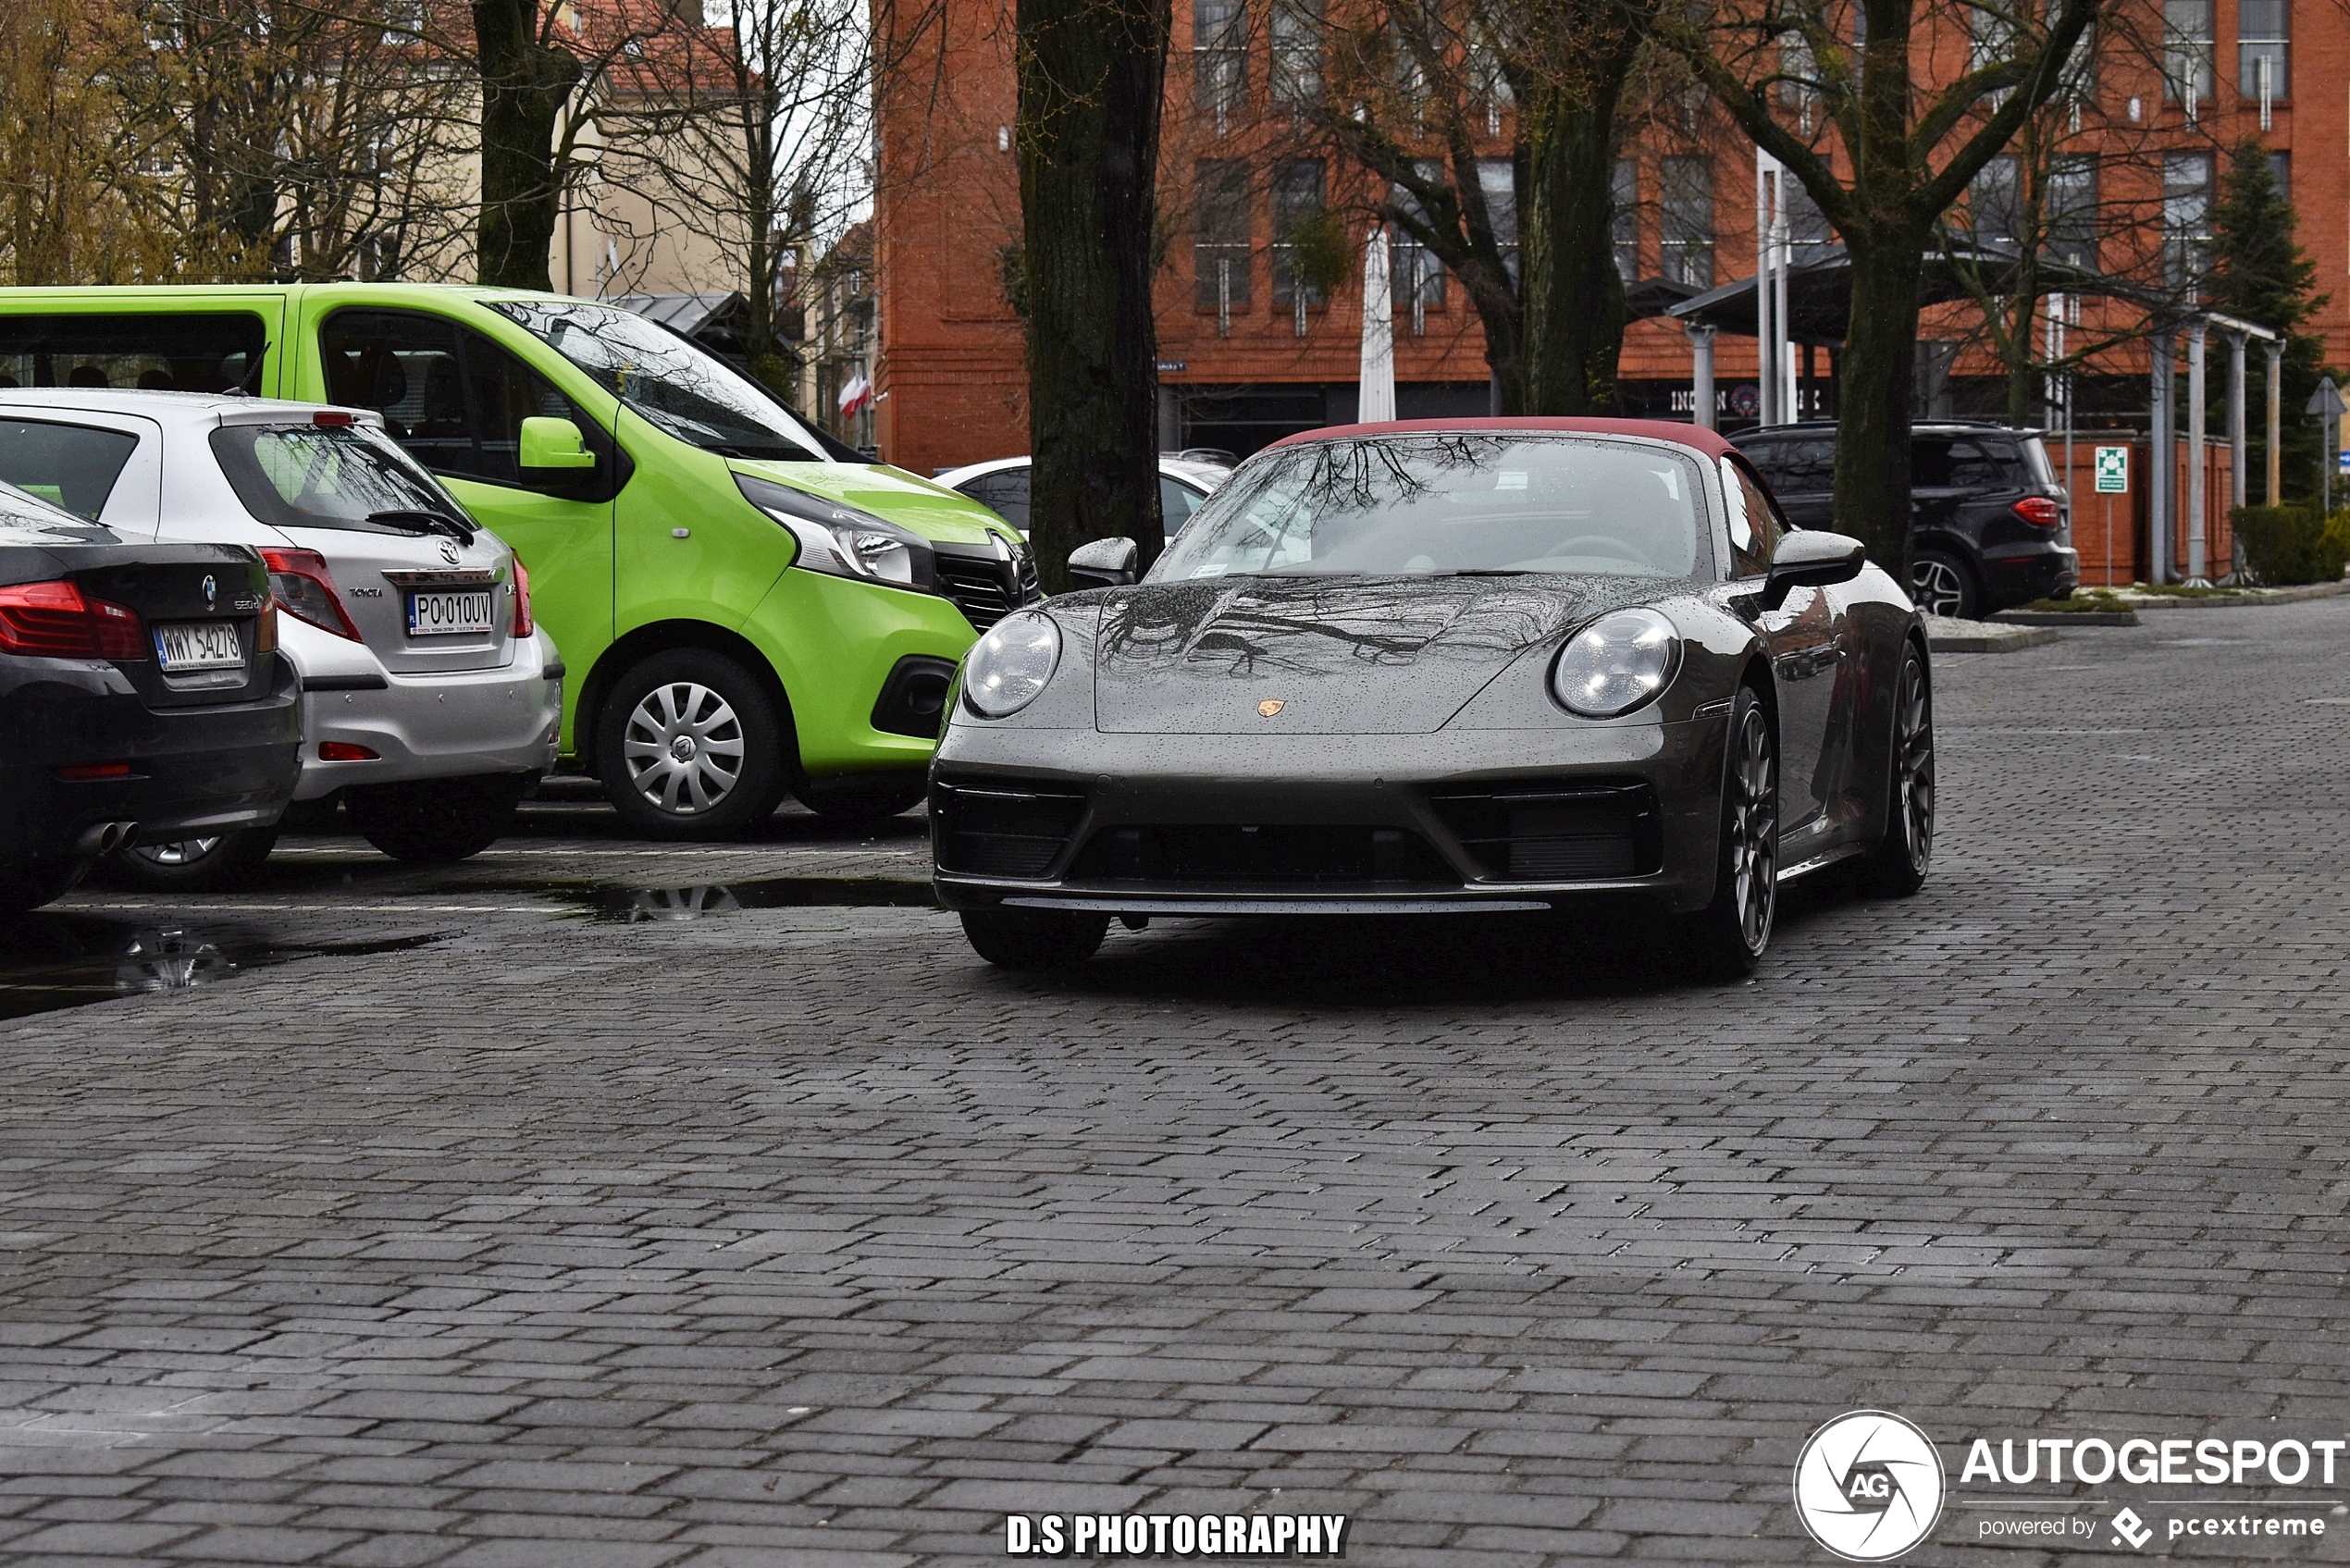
[260,548,363,640]
[2012,495,2062,527]
[0,579,147,659]
[511,554,534,638]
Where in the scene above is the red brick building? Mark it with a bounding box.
[872,0,2350,483]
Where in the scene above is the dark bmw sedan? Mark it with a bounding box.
[932,418,1935,978]
[0,481,300,910]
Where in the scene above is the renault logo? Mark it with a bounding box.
[1257,698,1285,718]
[438,539,461,565]
[202,574,216,607]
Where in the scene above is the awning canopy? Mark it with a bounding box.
[1663,243,2137,346]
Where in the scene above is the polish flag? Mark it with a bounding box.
[837,371,872,417]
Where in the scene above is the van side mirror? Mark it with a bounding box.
[1067,536,1139,590]
[520,416,596,472]
[1762,530,1865,611]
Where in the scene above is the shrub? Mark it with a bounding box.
[2232,505,2350,586]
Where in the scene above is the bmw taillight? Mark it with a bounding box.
[510,554,534,638]
[0,579,147,659]
[260,548,363,640]
[2012,496,2061,527]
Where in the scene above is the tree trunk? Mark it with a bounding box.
[1015,0,1169,590]
[1831,235,1927,582]
[1519,77,1628,415]
[473,0,578,290]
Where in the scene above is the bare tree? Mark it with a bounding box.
[1667,0,2103,575]
[596,0,873,394]
[0,0,171,283]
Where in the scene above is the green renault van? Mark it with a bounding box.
[0,286,1034,836]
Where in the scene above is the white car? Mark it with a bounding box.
[934,454,1231,541]
[0,389,561,887]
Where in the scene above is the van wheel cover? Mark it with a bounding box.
[622,682,747,816]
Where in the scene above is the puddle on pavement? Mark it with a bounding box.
[557,876,940,923]
[0,916,445,1021]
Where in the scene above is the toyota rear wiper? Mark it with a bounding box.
[367,509,476,545]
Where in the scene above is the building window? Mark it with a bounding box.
[1194,0,1247,132]
[1612,159,1639,282]
[2269,150,2290,197]
[1269,0,1320,109]
[2047,154,2098,270]
[2238,0,2287,99]
[1389,167,1446,321]
[1477,156,1518,282]
[1784,178,1831,265]
[2163,0,2213,105]
[1195,159,1252,314]
[2162,151,2212,287]
[1271,158,1327,308]
[1466,23,1511,135]
[1967,154,2021,252]
[1660,155,1713,289]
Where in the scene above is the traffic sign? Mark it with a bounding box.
[2307,378,2346,417]
[2094,445,2129,493]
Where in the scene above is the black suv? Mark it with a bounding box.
[1732,422,2080,619]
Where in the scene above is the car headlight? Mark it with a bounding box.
[1550,608,1680,717]
[963,611,1060,718]
[736,473,934,590]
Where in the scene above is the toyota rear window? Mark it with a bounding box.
[0,419,138,519]
[210,423,471,535]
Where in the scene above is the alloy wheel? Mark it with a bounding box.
[1728,706,1778,952]
[1911,557,1967,617]
[129,838,223,868]
[622,682,747,816]
[1892,658,1935,874]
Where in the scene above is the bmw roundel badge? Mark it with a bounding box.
[202,574,216,607]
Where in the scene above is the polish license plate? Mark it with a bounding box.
[407,589,495,637]
[153,621,242,672]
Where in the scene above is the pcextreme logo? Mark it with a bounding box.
[1793,1411,1948,1562]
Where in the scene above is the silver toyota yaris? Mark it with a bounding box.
[0,389,561,887]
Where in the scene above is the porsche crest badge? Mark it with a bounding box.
[1257,698,1286,718]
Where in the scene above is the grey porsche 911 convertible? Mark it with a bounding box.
[930,417,1934,978]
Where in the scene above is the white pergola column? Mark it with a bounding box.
[1687,324,1718,430]
[2187,322,2209,585]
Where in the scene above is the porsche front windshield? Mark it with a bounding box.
[1151,434,1709,581]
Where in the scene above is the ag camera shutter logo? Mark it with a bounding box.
[1794,1411,1946,1561]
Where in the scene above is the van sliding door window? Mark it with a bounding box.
[0,314,266,395]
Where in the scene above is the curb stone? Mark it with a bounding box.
[1923,614,2062,653]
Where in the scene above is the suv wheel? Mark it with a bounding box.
[345,776,523,863]
[1911,549,1978,620]
[596,649,790,840]
[102,829,279,892]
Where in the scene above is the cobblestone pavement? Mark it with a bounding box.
[4,598,2350,1567]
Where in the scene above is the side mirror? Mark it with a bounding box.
[1066,536,1139,590]
[1762,529,1865,611]
[519,416,596,472]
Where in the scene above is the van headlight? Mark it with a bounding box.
[1550,608,1680,717]
[963,611,1060,718]
[736,474,934,590]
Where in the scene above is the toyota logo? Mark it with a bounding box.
[438,539,462,565]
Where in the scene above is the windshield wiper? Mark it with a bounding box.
[367,509,476,545]
[1434,568,1533,577]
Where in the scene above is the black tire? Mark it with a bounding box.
[595,649,791,840]
[0,858,92,913]
[796,773,928,825]
[345,775,522,863]
[1858,645,1934,898]
[959,907,1109,969]
[1676,687,1777,981]
[100,828,279,892]
[1910,549,1979,620]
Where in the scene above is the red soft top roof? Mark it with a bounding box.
[1265,416,1739,462]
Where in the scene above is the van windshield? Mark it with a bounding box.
[487,301,830,463]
